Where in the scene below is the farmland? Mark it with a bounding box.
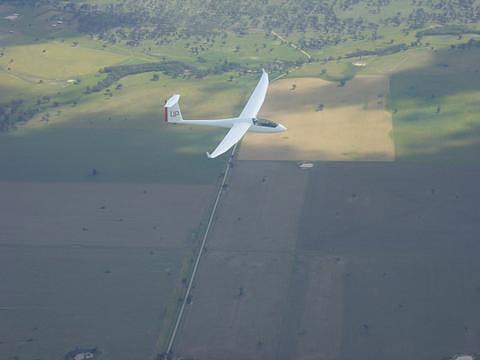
[299,162,480,360]
[239,75,394,161]
[0,181,216,359]
[389,46,480,161]
[0,5,242,359]
[174,159,480,360]
[1,0,480,359]
[174,161,310,359]
[174,36,480,360]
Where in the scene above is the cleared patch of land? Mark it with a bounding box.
[22,72,252,130]
[238,76,395,161]
[0,181,215,360]
[0,42,129,79]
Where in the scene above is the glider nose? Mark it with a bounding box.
[278,124,287,132]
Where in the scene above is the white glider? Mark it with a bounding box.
[164,70,286,158]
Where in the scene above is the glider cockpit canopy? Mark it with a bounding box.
[253,118,278,128]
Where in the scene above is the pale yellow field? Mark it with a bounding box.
[0,42,128,79]
[21,73,248,130]
[238,76,395,161]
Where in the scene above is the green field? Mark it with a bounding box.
[287,44,480,162]
[0,42,130,78]
[0,70,263,184]
[0,3,274,184]
[0,126,225,184]
[389,47,480,161]
[2,3,480,168]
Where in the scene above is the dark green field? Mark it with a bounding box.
[0,126,224,184]
[390,47,480,161]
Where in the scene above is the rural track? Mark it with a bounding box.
[271,30,311,59]
[165,144,238,355]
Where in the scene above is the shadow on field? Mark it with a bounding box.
[268,46,480,112]
[389,46,480,161]
[0,4,81,48]
[0,121,225,184]
[264,75,389,111]
[390,46,480,98]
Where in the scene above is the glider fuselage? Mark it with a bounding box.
[164,70,286,158]
[171,117,286,133]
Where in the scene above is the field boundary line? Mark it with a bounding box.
[165,144,237,355]
[272,73,287,81]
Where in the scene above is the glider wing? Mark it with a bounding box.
[207,122,251,158]
[239,70,269,119]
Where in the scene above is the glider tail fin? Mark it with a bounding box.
[164,94,184,123]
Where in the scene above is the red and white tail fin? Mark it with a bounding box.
[164,94,184,123]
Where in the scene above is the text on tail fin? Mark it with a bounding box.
[164,94,183,123]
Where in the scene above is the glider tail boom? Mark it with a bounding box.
[164,94,184,123]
